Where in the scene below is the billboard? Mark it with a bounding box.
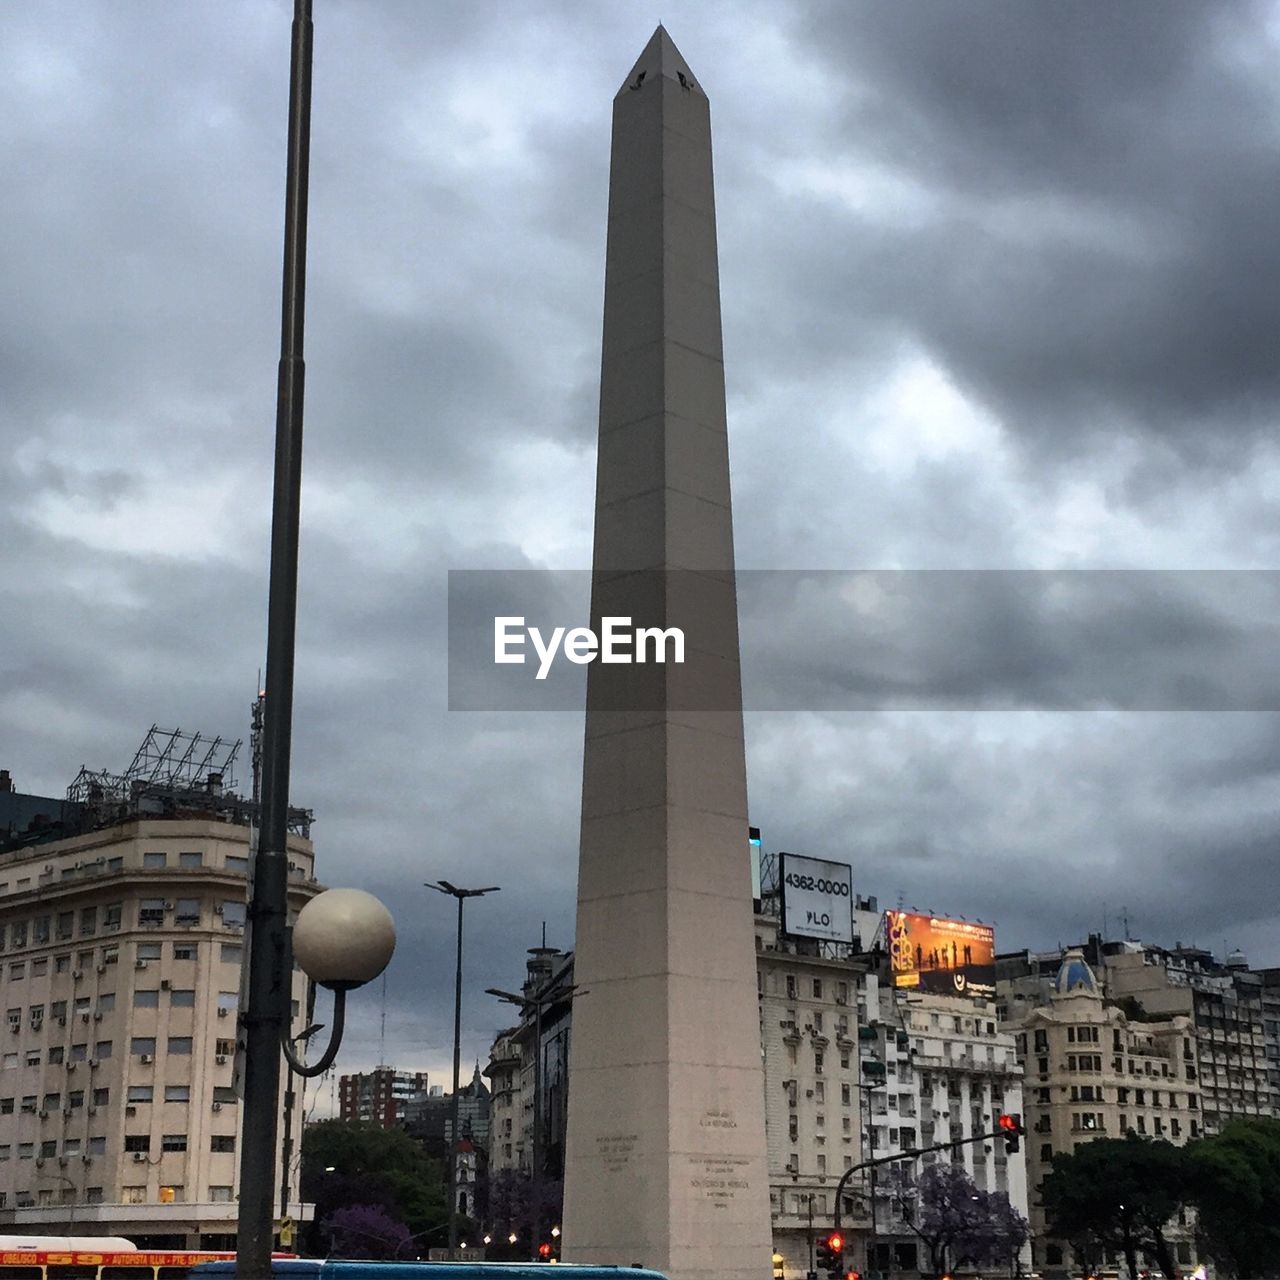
[780,852,853,943]
[885,911,995,999]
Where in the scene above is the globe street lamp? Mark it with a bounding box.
[237,888,395,1276]
[428,880,500,1256]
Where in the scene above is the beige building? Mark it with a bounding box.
[0,803,318,1247]
[1004,949,1203,1276]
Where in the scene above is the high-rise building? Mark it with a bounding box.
[337,1067,429,1129]
[0,752,318,1247]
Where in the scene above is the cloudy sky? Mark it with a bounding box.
[3,1,1279,1105]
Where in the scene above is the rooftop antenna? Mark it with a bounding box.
[541,920,547,949]
[1121,906,1131,941]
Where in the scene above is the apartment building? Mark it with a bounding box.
[855,975,1029,1275]
[338,1067,429,1129]
[0,773,318,1247]
[1003,948,1203,1276]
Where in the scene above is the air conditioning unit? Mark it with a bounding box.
[35,1157,44,1168]
[65,1062,77,1072]
[96,963,107,974]
[81,1013,90,1023]
[63,1108,73,1118]
[81,1155,92,1165]
[126,1105,137,1116]
[132,1151,147,1162]
[38,1110,48,1119]
[217,1008,229,1018]
[139,1054,154,1065]
[215,1055,228,1065]
[88,1107,97,1116]
[135,960,148,970]
[214,905,224,915]
[160,980,171,991]
[56,1017,66,1027]
[88,1059,99,1070]
[8,1024,18,1035]
[58,1156,69,1167]
[93,1012,102,1022]
[212,1102,223,1113]
[72,970,83,980]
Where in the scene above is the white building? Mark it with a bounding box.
[0,776,318,1247]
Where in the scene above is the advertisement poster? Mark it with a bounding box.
[780,852,853,943]
[885,910,995,999]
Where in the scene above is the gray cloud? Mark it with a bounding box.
[3,1,1278,1088]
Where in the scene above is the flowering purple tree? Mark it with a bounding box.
[899,1161,1028,1276]
[324,1203,413,1259]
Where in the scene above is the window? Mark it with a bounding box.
[173,942,198,961]
[103,902,123,929]
[215,1037,235,1057]
[123,1186,147,1204]
[68,1091,84,1109]
[56,911,74,940]
[221,943,243,964]
[3,1053,18,1068]
[162,1133,188,1152]
[175,899,201,925]
[55,954,70,973]
[75,996,91,1014]
[79,906,97,937]
[94,1041,112,1059]
[137,942,162,961]
[1040,1143,1053,1161]
[18,1143,34,1160]
[210,1134,235,1153]
[9,962,24,979]
[70,1043,87,1062]
[139,899,165,926]
[63,1138,80,1156]
[813,979,823,999]
[785,975,797,999]
[179,851,203,868]
[165,1085,190,1103]
[97,992,115,1014]
[212,1086,238,1104]
[134,991,159,1009]
[127,1086,153,1103]
[33,916,51,943]
[210,1185,234,1202]
[32,957,47,976]
[0,1145,8,1161]
[124,1135,151,1153]
[0,1098,10,1114]
[160,1184,184,1203]
[131,1037,156,1056]
[11,922,26,947]
[144,852,167,869]
[42,1092,60,1110]
[93,1088,109,1106]
[102,944,119,966]
[24,1050,40,1068]
[841,1083,851,1105]
[226,856,248,875]
[168,1037,193,1055]
[814,1051,824,1074]
[220,900,247,927]
[40,1139,57,1158]
[171,989,195,1008]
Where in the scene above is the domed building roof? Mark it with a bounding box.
[1053,947,1099,997]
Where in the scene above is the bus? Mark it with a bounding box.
[0,1238,297,1280]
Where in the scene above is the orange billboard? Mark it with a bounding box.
[885,911,995,999]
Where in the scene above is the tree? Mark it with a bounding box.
[300,1120,447,1254]
[980,1190,1031,1276]
[1186,1118,1280,1278]
[481,1167,564,1257]
[902,1162,991,1276]
[325,1204,412,1259]
[1040,1134,1189,1280]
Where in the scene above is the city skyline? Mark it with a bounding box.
[4,0,1279,1095]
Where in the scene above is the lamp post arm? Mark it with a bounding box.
[281,987,347,1078]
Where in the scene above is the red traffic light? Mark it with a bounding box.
[998,1113,1019,1132]
[538,1243,554,1259]
[825,1233,844,1253]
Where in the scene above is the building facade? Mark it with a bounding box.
[338,1067,429,1129]
[0,806,318,1246]
[1003,948,1204,1275]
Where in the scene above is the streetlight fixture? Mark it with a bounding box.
[486,976,581,1259]
[237,884,395,1276]
[428,880,500,1257]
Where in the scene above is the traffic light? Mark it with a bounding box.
[998,1112,1023,1154]
[816,1232,845,1278]
[538,1242,555,1262]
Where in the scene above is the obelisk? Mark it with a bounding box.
[561,28,772,1280]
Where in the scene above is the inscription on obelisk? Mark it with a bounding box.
[560,27,772,1280]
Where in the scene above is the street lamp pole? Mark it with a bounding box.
[236,0,313,1274]
[429,881,500,1257]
